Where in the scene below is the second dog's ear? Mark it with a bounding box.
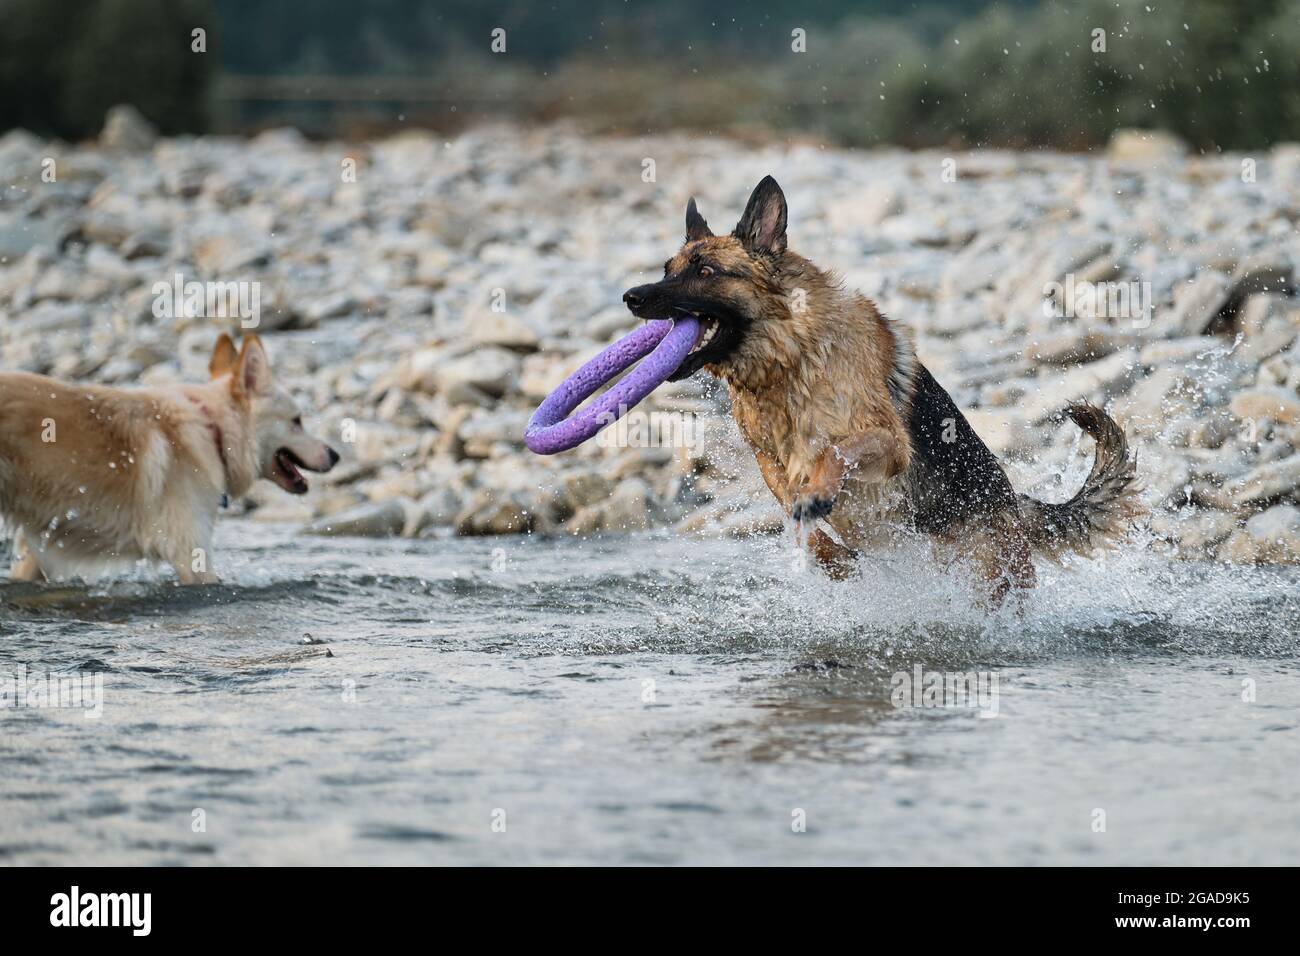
[685,197,713,241]
[232,334,272,400]
[209,333,238,379]
[734,175,787,256]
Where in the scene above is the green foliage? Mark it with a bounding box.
[797,0,1300,148]
[0,0,1293,148]
[0,0,213,138]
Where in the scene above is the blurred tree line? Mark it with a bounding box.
[0,0,213,137]
[1,0,1297,149]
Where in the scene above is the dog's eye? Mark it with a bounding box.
[698,265,714,278]
[293,416,303,428]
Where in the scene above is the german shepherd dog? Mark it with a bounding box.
[0,334,339,584]
[623,177,1141,603]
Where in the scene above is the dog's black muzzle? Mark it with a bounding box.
[622,284,656,313]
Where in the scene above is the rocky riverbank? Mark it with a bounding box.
[2,109,1299,563]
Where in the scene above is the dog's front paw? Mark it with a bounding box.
[791,493,834,523]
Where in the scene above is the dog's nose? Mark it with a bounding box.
[326,447,340,468]
[622,289,645,309]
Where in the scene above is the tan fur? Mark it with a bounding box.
[673,237,914,554]
[755,448,855,578]
[933,515,1038,606]
[630,179,1140,605]
[665,239,911,487]
[0,334,337,584]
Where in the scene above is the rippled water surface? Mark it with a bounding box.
[2,522,1298,865]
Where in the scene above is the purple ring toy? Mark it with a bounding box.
[524,315,700,455]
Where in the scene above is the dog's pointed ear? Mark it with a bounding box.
[209,333,238,379]
[734,175,787,256]
[232,334,272,400]
[685,196,713,241]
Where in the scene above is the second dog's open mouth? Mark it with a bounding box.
[272,448,310,494]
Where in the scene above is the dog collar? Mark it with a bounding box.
[188,395,231,495]
[208,421,229,482]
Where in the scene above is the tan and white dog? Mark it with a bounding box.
[0,333,339,584]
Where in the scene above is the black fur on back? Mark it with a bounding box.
[903,364,1021,535]
[901,363,1141,554]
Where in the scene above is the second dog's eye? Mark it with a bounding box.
[293,416,303,428]
[698,265,714,277]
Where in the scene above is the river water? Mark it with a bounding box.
[2,522,1297,865]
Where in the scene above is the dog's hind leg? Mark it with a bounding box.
[966,524,1036,609]
[8,531,44,582]
[808,529,857,580]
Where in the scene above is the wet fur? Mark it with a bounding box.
[0,334,338,584]
[625,177,1142,604]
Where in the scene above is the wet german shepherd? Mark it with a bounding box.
[623,176,1141,604]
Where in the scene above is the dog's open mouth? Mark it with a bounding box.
[686,315,720,355]
[271,448,310,494]
[624,291,746,381]
[666,310,741,381]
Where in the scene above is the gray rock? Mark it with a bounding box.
[1185,409,1235,450]
[468,310,540,351]
[20,301,91,334]
[191,232,271,275]
[100,105,157,152]
[388,287,434,318]
[1025,349,1139,423]
[827,181,902,231]
[456,490,535,535]
[1230,388,1300,427]
[1227,454,1300,507]
[519,351,581,401]
[434,347,521,398]
[1237,294,1299,338]
[567,478,652,533]
[1172,510,1239,554]
[562,471,615,510]
[120,226,170,259]
[1218,504,1300,564]
[0,214,73,259]
[1230,251,1294,301]
[1027,328,1131,366]
[305,498,415,537]
[1138,336,1221,366]
[1162,272,1231,338]
[458,408,529,457]
[1107,128,1187,164]
[304,291,360,323]
[416,486,464,530]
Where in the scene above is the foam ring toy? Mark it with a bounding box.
[524,315,700,455]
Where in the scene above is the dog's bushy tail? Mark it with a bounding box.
[1017,402,1143,558]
